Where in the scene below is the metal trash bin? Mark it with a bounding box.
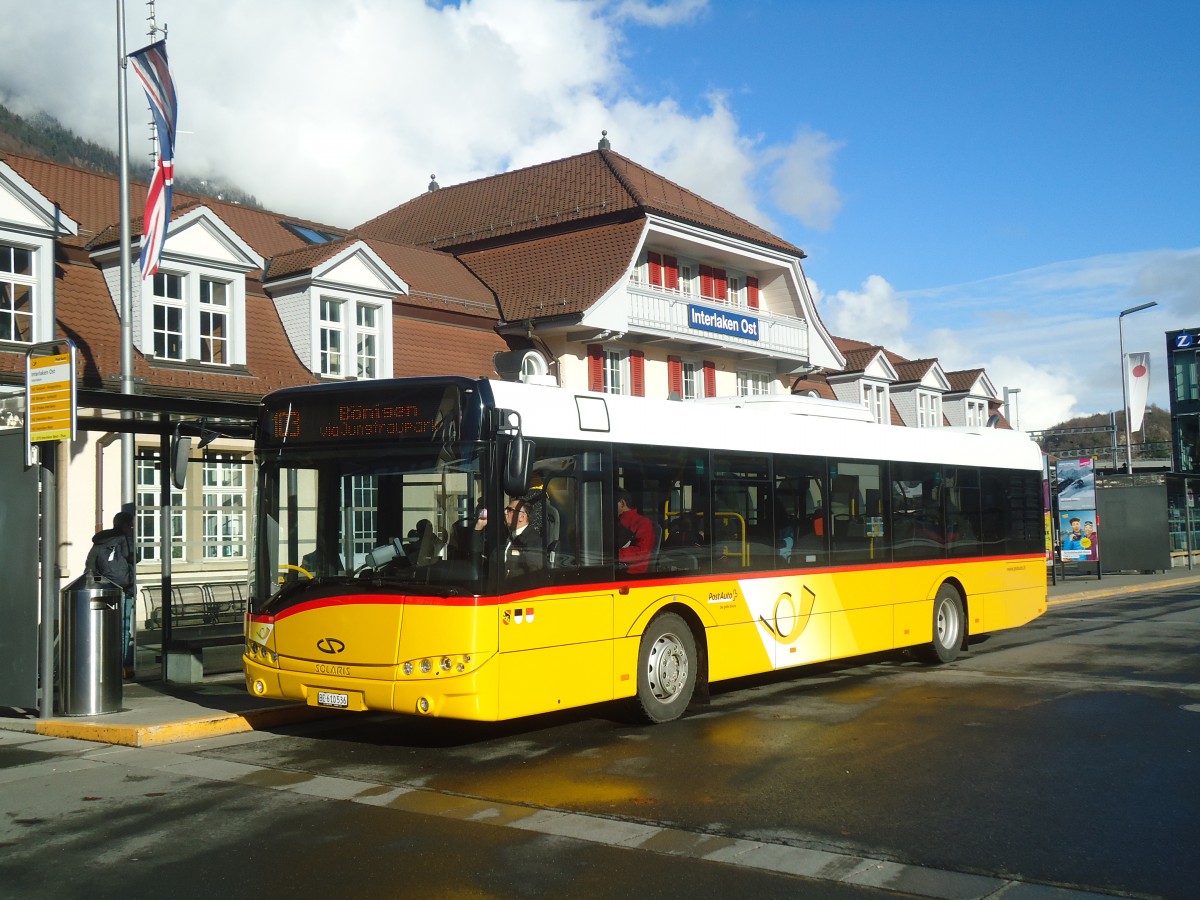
[60,574,123,716]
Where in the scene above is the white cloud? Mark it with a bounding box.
[765,128,844,231]
[819,275,916,357]
[0,0,841,235]
[898,249,1197,430]
[608,0,709,27]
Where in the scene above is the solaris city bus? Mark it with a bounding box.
[243,376,1046,723]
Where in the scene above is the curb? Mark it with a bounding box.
[32,703,326,748]
[1047,574,1200,607]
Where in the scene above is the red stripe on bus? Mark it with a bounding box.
[249,554,1041,623]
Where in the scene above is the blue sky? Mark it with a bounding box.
[1,0,1195,430]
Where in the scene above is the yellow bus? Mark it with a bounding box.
[244,376,1046,723]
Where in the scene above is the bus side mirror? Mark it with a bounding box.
[504,438,534,497]
[171,433,192,489]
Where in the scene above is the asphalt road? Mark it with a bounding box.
[4,583,1198,899]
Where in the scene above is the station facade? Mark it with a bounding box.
[0,136,1011,635]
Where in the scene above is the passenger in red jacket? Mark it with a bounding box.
[616,490,656,574]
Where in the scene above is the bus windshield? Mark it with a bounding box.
[251,440,490,612]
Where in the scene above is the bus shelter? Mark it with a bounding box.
[0,387,256,715]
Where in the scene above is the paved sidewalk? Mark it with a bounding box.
[1046,566,1200,605]
[0,670,326,747]
[4,567,1198,748]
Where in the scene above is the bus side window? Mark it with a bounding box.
[774,455,827,568]
[526,442,611,583]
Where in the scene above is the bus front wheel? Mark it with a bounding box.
[924,584,965,664]
[636,612,697,723]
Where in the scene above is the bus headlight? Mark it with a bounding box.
[399,652,482,678]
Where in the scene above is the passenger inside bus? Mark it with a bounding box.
[504,495,545,577]
[616,489,657,574]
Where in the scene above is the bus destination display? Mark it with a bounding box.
[260,386,461,446]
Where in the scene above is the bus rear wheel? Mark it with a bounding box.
[924,584,965,664]
[636,612,697,723]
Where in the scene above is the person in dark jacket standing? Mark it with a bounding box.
[85,510,137,678]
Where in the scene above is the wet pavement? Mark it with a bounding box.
[3,566,1198,748]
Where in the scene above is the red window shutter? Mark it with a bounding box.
[647,252,663,288]
[587,344,604,392]
[630,350,645,397]
[747,276,759,309]
[713,268,727,302]
[703,360,717,397]
[668,356,683,397]
[700,265,714,299]
[663,255,679,291]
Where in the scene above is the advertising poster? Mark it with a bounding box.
[1056,458,1099,562]
[1058,509,1100,561]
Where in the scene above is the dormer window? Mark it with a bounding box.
[147,270,239,366]
[0,242,34,342]
[199,278,229,364]
[917,391,942,427]
[965,399,987,427]
[862,382,888,424]
[318,294,382,378]
[151,272,185,359]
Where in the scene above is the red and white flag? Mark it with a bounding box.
[1126,352,1150,433]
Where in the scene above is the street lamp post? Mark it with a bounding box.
[1118,301,1158,475]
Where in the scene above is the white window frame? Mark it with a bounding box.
[199,277,230,365]
[678,263,694,296]
[603,349,627,395]
[737,370,772,397]
[315,291,387,380]
[319,296,345,376]
[862,382,888,424]
[727,275,742,307]
[356,303,379,379]
[965,399,986,427]
[141,265,247,366]
[682,361,698,400]
[136,454,186,562]
[201,453,247,560]
[0,241,35,343]
[150,272,186,360]
[917,390,942,428]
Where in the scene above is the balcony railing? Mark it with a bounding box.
[626,282,809,359]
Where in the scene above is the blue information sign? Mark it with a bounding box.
[688,304,760,341]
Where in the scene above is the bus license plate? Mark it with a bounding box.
[317,691,349,708]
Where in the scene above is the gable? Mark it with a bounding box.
[0,160,79,237]
[162,206,263,271]
[315,244,409,296]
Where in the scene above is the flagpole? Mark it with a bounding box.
[116,0,135,508]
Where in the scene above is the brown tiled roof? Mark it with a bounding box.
[832,335,911,369]
[369,241,498,320]
[3,152,348,262]
[356,149,802,257]
[265,237,358,280]
[457,219,644,321]
[892,358,940,384]
[0,251,317,399]
[945,368,986,393]
[839,346,885,374]
[394,317,509,379]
